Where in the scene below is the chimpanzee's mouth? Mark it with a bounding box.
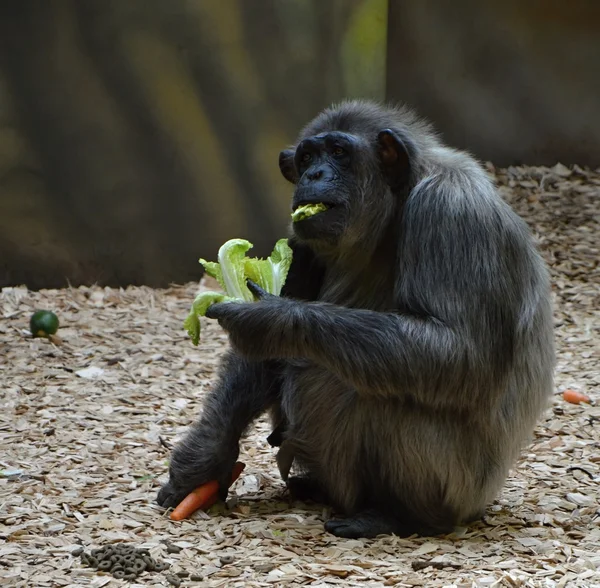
[291,202,332,223]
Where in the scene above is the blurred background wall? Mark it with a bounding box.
[0,0,387,289]
[0,0,598,290]
[386,0,600,167]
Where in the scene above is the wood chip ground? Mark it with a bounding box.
[1,164,599,587]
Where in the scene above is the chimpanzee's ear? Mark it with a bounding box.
[376,129,411,189]
[279,148,299,184]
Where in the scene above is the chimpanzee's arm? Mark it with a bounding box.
[207,184,524,412]
[208,300,471,409]
[157,238,325,508]
[157,352,283,508]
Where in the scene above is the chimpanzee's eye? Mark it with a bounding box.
[301,152,312,163]
[332,146,345,156]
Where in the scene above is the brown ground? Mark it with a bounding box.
[1,164,599,587]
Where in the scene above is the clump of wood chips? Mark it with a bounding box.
[1,164,599,586]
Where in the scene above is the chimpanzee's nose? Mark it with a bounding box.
[303,165,334,184]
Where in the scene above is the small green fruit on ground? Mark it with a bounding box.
[30,310,59,338]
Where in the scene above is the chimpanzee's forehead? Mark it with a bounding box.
[298,131,367,151]
[302,121,379,141]
[300,102,393,140]
[312,131,357,142]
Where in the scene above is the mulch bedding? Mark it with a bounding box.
[0,163,598,587]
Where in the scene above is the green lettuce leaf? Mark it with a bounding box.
[215,238,255,301]
[198,260,224,291]
[183,291,232,346]
[185,238,293,345]
[243,238,293,296]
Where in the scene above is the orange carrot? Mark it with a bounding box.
[198,461,246,511]
[563,389,591,405]
[169,461,245,521]
[169,480,219,521]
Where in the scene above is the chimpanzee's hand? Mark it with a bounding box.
[156,431,239,510]
[205,280,296,360]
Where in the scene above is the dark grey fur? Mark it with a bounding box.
[157,100,555,538]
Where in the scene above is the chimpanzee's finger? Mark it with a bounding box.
[205,302,234,320]
[246,279,269,300]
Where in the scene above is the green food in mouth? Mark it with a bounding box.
[291,202,329,222]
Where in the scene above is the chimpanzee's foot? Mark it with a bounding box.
[325,510,410,539]
[286,475,329,504]
[325,508,456,539]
